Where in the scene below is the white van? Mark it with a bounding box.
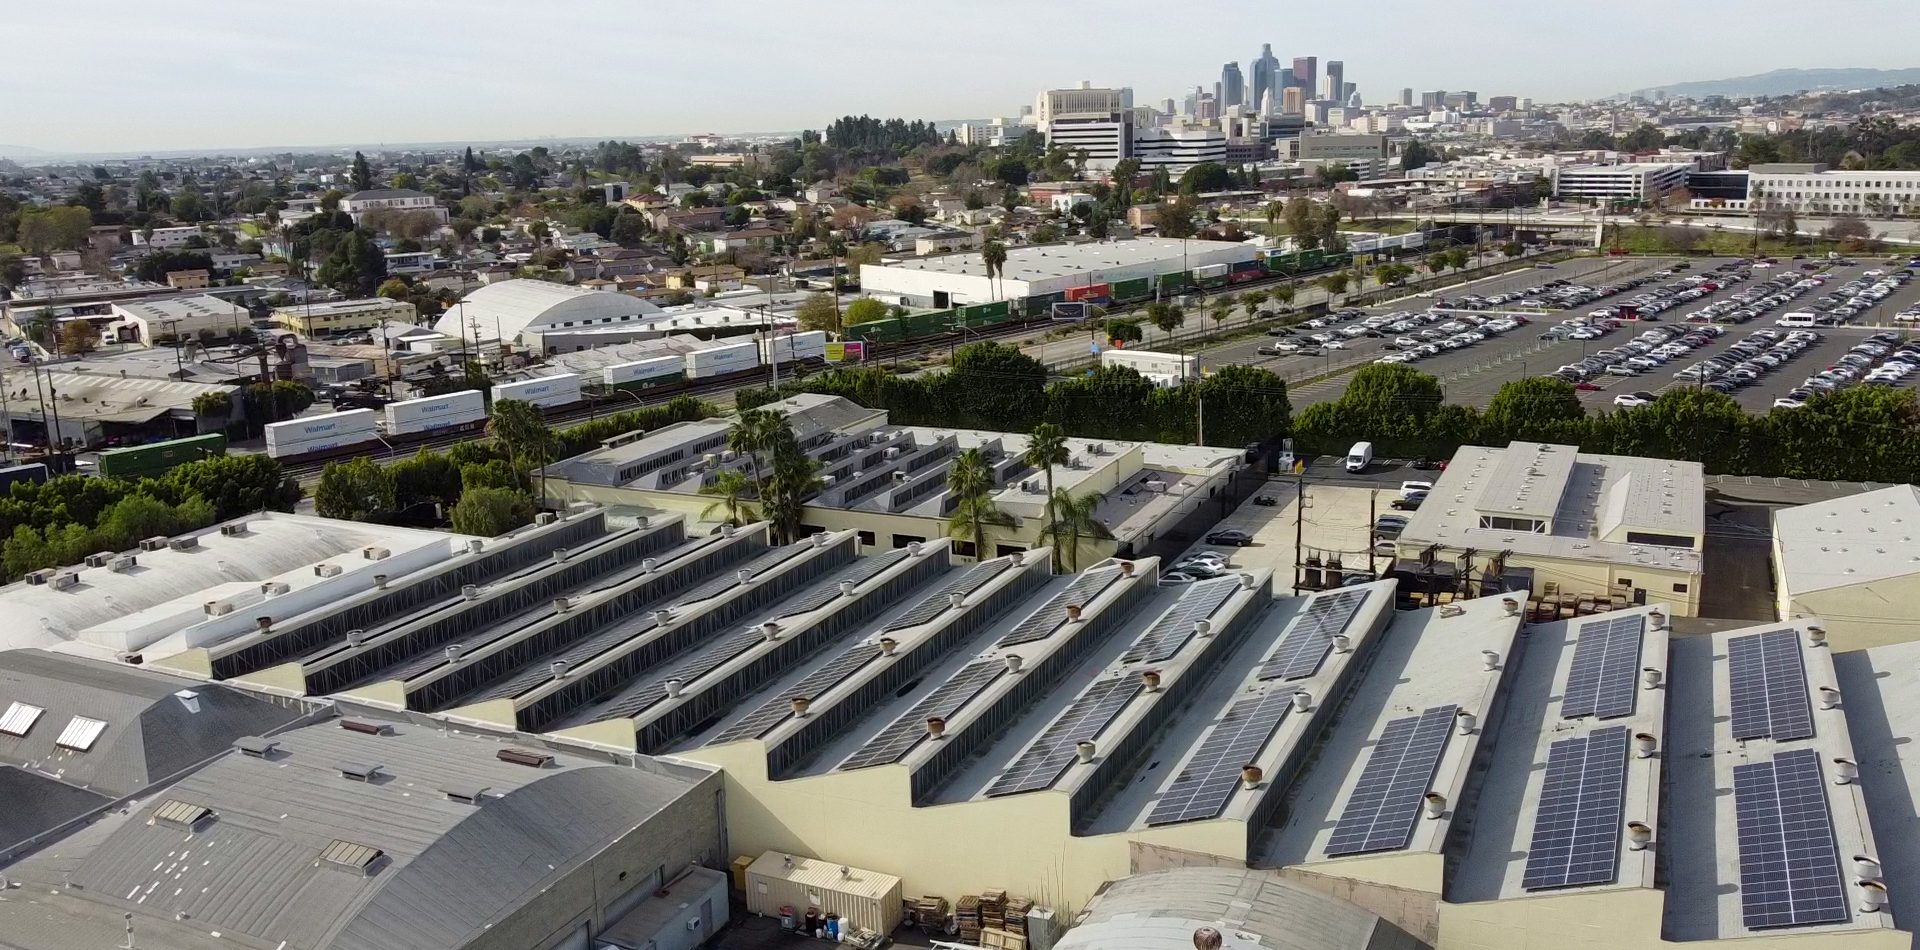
[1346,441,1373,473]
[1776,311,1818,327]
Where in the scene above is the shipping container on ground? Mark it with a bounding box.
[97,433,229,480]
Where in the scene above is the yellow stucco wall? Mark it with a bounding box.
[1781,582,1920,652]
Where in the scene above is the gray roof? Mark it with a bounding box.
[0,650,308,798]
[0,765,110,853]
[1057,867,1428,950]
[1772,484,1920,595]
[0,718,703,950]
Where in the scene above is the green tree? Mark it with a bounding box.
[761,421,822,544]
[1178,162,1233,195]
[350,151,374,191]
[700,469,759,526]
[1145,302,1184,343]
[945,447,1012,559]
[16,206,93,256]
[164,454,300,520]
[313,457,396,521]
[316,230,387,296]
[727,407,784,502]
[450,486,535,536]
[980,239,1008,301]
[1155,199,1198,239]
[1045,489,1111,572]
[1022,423,1070,571]
[796,291,842,333]
[843,297,888,326]
[1105,319,1143,345]
[1481,377,1587,444]
[1602,388,1752,471]
[391,449,464,517]
[1319,272,1350,302]
[192,391,233,418]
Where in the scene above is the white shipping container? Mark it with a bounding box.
[492,373,582,409]
[265,430,378,459]
[384,390,486,434]
[683,340,760,379]
[1191,262,1232,280]
[744,852,903,935]
[265,409,377,447]
[760,330,828,363]
[604,356,684,387]
[1102,348,1197,379]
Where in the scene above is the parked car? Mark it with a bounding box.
[1612,392,1655,408]
[1204,529,1255,547]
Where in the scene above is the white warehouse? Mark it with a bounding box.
[858,238,1258,309]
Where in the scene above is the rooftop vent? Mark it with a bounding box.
[49,571,80,590]
[314,563,342,578]
[168,536,199,551]
[319,839,385,875]
[219,522,248,537]
[260,581,290,597]
[442,784,491,805]
[497,747,554,769]
[361,546,390,560]
[151,799,213,829]
[109,554,138,573]
[234,736,280,758]
[83,551,116,568]
[138,535,170,552]
[23,568,55,586]
[203,599,234,617]
[338,762,383,782]
[339,718,393,736]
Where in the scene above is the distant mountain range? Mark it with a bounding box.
[0,143,46,159]
[1627,67,1920,100]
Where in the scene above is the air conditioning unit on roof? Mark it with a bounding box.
[168,537,200,551]
[139,536,169,552]
[25,568,55,586]
[49,572,79,591]
[220,522,248,537]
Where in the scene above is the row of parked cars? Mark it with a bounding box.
[1672,328,1821,396]
[1552,324,1729,391]
[1372,311,1527,365]
[1814,268,1913,322]
[1777,331,1920,408]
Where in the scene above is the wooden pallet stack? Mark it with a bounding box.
[908,896,948,929]
[980,928,1027,950]
[957,895,983,944]
[981,889,1006,932]
[1004,897,1034,938]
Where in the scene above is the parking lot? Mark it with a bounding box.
[1201,252,1920,414]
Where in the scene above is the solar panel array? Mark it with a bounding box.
[1255,588,1372,682]
[1728,629,1815,742]
[1521,725,1630,890]
[589,624,769,722]
[673,543,812,606]
[1325,705,1460,856]
[773,549,910,620]
[1733,749,1849,929]
[882,559,1014,632]
[996,568,1123,648]
[1119,577,1242,664]
[985,677,1144,796]
[1144,690,1295,826]
[839,659,1006,770]
[1561,614,1645,720]
[707,644,884,745]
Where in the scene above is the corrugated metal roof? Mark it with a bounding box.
[1059,867,1425,950]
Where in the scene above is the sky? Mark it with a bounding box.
[10,0,1919,155]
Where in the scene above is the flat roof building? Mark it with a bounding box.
[1551,162,1691,203]
[1390,443,1706,615]
[1772,484,1920,651]
[858,238,1258,309]
[107,294,251,346]
[272,296,418,336]
[1748,163,1920,218]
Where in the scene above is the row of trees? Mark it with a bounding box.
[736,342,1293,450]
[0,454,300,580]
[313,396,714,534]
[1294,363,1920,483]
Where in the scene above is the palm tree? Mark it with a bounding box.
[1022,424,1070,571]
[1262,200,1283,235]
[946,448,1013,560]
[700,470,759,526]
[981,240,1008,302]
[727,408,782,500]
[763,433,822,544]
[1047,489,1113,572]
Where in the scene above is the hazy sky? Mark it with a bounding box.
[11,0,1918,154]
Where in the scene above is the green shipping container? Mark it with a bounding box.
[1111,277,1151,302]
[903,310,951,338]
[97,433,228,480]
[1159,271,1193,293]
[956,301,1011,327]
[847,319,903,343]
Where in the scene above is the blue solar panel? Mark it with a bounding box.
[882,559,1012,632]
[1521,726,1629,890]
[1325,705,1459,856]
[1144,690,1295,826]
[1728,630,1814,741]
[997,568,1123,648]
[1121,577,1241,664]
[1733,749,1849,929]
[985,677,1142,796]
[708,644,883,745]
[1561,614,1644,720]
[1256,588,1371,681]
[839,659,1005,770]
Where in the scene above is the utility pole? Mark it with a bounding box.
[1195,393,1204,446]
[1368,488,1378,577]
[1292,468,1307,594]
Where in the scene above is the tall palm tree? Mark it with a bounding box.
[727,408,782,500]
[946,448,1013,560]
[981,240,1008,302]
[1022,424,1070,571]
[1047,489,1113,573]
[763,429,823,544]
[1263,200,1284,234]
[700,470,759,526]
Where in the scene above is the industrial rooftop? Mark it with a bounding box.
[864,238,1250,282]
[1771,484,1920,595]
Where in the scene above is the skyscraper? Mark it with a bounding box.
[1400,87,1414,107]
[1221,62,1245,108]
[1279,67,1295,96]
[1325,61,1344,102]
[1282,86,1305,116]
[1250,44,1280,115]
[1291,57,1318,99]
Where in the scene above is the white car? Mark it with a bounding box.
[1613,393,1654,408]
[1398,480,1433,498]
[1322,339,1348,349]
[1772,397,1805,409]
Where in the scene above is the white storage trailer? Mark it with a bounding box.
[604,356,684,387]
[264,409,377,453]
[266,431,380,460]
[384,390,486,436]
[683,340,760,379]
[492,373,583,409]
[1101,348,1198,380]
[759,330,828,364]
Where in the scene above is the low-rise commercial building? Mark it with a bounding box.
[1551,162,1690,203]
[273,297,418,336]
[340,187,450,227]
[859,237,1257,309]
[1390,442,1706,615]
[107,294,251,345]
[1747,162,1920,217]
[1771,484,1920,651]
[130,226,203,249]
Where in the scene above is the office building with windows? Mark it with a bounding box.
[1550,162,1691,203]
[1747,163,1920,217]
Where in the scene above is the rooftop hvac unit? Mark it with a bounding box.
[535,512,557,526]
[139,536,170,552]
[361,546,390,560]
[883,447,902,459]
[24,568,55,586]
[204,599,234,616]
[260,581,291,597]
[233,736,279,758]
[496,747,554,769]
[219,522,248,537]
[83,551,115,568]
[168,536,200,551]
[109,555,138,573]
[49,572,79,591]
[338,718,392,736]
[338,762,383,782]
[314,563,342,578]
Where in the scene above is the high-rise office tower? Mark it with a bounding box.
[1221,62,1245,108]
[1279,67,1295,94]
[1343,83,1357,103]
[1161,97,1176,116]
[1325,61,1344,102]
[1347,88,1362,110]
[1250,44,1280,114]
[1282,86,1305,115]
[1292,57,1318,99]
[1400,87,1414,107]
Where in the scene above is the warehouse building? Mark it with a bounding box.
[105,294,252,345]
[1388,442,1706,616]
[430,278,664,347]
[858,238,1259,309]
[273,296,418,336]
[1771,484,1920,651]
[1057,867,1427,950]
[537,393,1248,563]
[0,365,240,449]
